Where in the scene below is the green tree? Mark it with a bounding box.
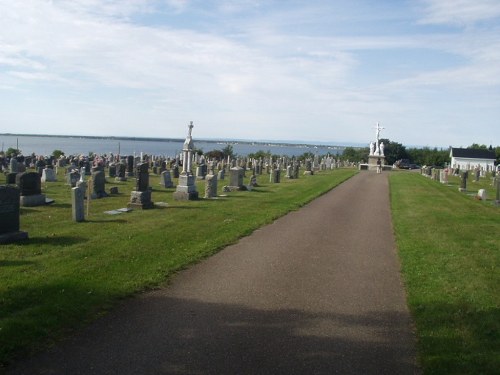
[221,144,235,160]
[379,139,408,165]
[342,147,369,163]
[248,150,271,160]
[5,147,21,158]
[52,149,65,159]
[204,149,224,160]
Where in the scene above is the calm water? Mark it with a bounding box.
[0,134,346,158]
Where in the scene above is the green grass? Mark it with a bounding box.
[0,167,356,367]
[390,171,500,374]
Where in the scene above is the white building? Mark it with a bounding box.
[449,148,496,171]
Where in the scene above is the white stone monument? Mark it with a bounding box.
[367,122,387,171]
[173,121,199,200]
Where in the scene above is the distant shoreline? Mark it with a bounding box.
[0,133,360,150]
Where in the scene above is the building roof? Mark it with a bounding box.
[450,147,496,160]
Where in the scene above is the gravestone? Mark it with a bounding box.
[204,174,218,198]
[127,155,135,177]
[270,169,281,183]
[41,168,57,183]
[128,163,154,209]
[229,167,244,189]
[17,172,46,207]
[7,172,18,185]
[71,186,85,222]
[91,170,108,199]
[304,160,313,175]
[115,163,127,181]
[108,163,117,178]
[0,186,28,243]
[477,189,487,201]
[495,177,500,204]
[67,170,80,187]
[173,122,199,200]
[459,171,468,192]
[9,158,18,173]
[160,170,174,188]
[294,164,300,179]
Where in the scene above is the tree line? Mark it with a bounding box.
[341,140,500,167]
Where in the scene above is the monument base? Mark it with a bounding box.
[128,191,154,209]
[0,231,29,244]
[367,155,386,171]
[173,174,198,200]
[20,194,46,207]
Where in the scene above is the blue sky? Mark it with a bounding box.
[1,0,499,147]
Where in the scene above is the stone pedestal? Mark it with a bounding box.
[368,155,385,171]
[173,174,198,200]
[128,190,154,209]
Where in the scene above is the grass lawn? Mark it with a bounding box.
[0,167,357,368]
[390,171,500,374]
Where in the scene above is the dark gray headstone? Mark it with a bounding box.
[136,163,149,192]
[92,170,108,198]
[0,186,20,234]
[16,172,41,196]
[0,186,28,243]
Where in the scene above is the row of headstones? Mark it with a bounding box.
[422,167,500,202]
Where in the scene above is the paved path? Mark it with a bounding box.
[9,172,420,375]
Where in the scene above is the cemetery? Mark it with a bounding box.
[0,125,498,374]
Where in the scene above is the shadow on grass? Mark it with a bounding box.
[22,236,89,246]
[0,260,35,267]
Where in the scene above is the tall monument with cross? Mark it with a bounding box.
[368,122,386,170]
[173,121,199,200]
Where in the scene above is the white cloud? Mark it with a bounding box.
[418,0,500,26]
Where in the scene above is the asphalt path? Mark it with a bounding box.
[8,171,420,374]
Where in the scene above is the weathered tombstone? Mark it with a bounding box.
[459,171,468,192]
[249,174,258,187]
[91,170,108,199]
[108,163,117,178]
[68,170,80,187]
[9,158,18,173]
[477,189,487,201]
[172,165,180,178]
[204,174,218,198]
[115,163,127,181]
[127,155,135,177]
[304,160,313,175]
[475,168,480,182]
[229,167,244,189]
[71,186,85,222]
[0,186,28,243]
[41,168,57,183]
[17,172,46,207]
[109,186,119,194]
[270,168,281,183]
[293,164,300,179]
[160,170,174,188]
[128,163,154,209]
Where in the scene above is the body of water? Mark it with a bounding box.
[0,134,347,158]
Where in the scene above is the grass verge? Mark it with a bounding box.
[390,171,499,374]
[0,168,356,367]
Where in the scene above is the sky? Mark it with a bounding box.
[1,0,499,148]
